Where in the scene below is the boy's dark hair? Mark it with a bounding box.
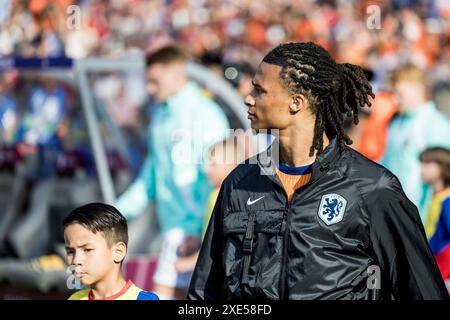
[420,147,450,187]
[263,42,375,156]
[145,45,188,68]
[63,203,128,247]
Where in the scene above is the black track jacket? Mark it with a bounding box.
[188,138,449,300]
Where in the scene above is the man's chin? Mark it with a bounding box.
[250,123,270,134]
[250,122,261,132]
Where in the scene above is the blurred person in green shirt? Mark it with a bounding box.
[115,46,230,299]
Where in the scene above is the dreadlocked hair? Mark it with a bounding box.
[262,42,375,156]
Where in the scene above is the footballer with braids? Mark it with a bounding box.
[262,41,375,156]
[188,42,448,300]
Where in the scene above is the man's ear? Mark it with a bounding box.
[112,242,127,264]
[289,94,305,114]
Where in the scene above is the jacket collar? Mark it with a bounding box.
[257,136,342,187]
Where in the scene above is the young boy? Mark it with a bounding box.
[64,203,159,300]
[421,147,450,293]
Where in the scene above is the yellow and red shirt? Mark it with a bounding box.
[424,187,450,280]
[68,280,159,300]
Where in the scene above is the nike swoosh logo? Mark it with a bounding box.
[247,196,265,205]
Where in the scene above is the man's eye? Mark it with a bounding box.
[84,249,93,253]
[66,251,74,255]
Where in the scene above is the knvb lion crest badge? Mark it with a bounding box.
[318,194,347,225]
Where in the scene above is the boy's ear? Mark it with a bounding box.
[289,94,305,114]
[112,242,127,264]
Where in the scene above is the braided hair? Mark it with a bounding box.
[263,42,375,156]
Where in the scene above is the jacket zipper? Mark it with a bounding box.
[278,180,314,299]
[271,158,332,299]
[279,192,291,300]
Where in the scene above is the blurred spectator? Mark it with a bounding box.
[17,77,67,179]
[22,78,66,144]
[2,1,449,79]
[0,73,20,144]
[350,91,398,162]
[115,45,230,300]
[93,72,145,128]
[380,64,450,220]
[344,68,395,162]
[420,147,450,293]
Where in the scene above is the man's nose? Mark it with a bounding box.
[244,94,255,108]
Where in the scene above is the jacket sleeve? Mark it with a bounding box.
[369,173,449,300]
[187,184,226,300]
[115,156,155,220]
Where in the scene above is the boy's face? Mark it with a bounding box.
[205,147,238,188]
[421,161,442,185]
[64,224,125,286]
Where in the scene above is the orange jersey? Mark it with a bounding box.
[276,162,312,202]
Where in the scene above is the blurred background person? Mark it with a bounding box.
[16,77,68,180]
[345,69,398,162]
[380,64,450,221]
[355,91,397,162]
[115,45,230,300]
[420,147,450,294]
[0,72,20,146]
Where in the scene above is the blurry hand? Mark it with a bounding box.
[177,236,201,257]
